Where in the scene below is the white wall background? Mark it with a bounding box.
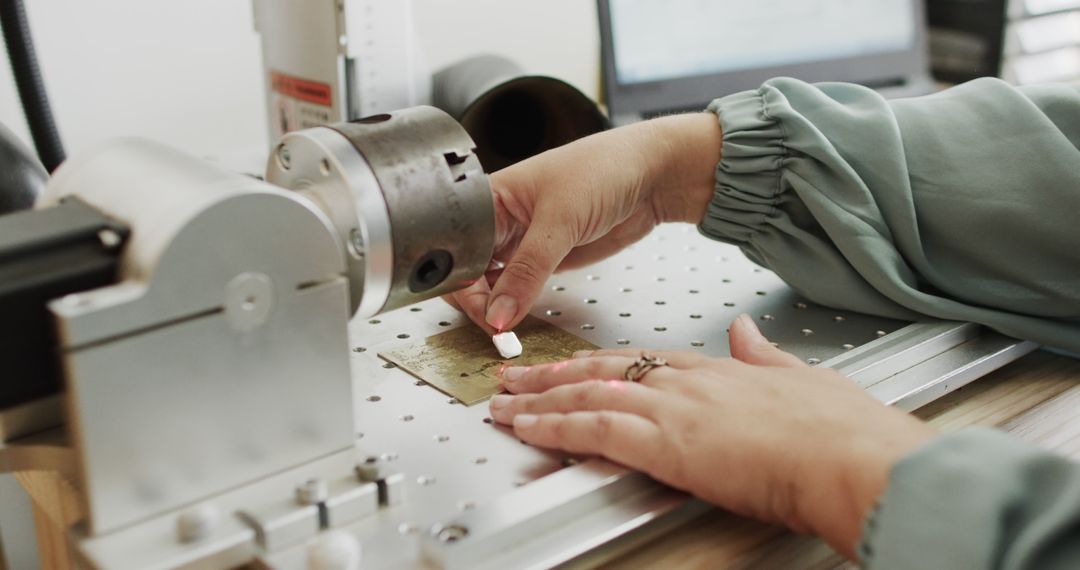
[0,0,599,162]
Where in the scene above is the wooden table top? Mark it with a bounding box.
[601,350,1080,569]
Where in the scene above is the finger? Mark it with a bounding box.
[489,380,664,424]
[571,348,713,369]
[485,219,577,331]
[446,278,497,336]
[441,293,462,312]
[728,313,806,368]
[501,356,677,394]
[513,412,668,474]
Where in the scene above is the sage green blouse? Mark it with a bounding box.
[701,78,1080,568]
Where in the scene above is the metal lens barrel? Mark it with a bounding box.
[266,106,496,318]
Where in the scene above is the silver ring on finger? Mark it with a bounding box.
[624,354,668,383]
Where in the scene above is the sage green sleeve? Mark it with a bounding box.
[858,428,1080,569]
[699,77,1080,354]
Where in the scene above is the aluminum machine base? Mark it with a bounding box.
[283,224,1034,569]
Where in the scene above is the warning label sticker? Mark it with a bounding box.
[271,72,332,106]
[269,71,335,137]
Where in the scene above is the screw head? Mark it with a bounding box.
[295,478,328,505]
[276,144,292,169]
[433,524,469,543]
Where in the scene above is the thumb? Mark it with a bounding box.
[485,223,575,331]
[729,314,807,368]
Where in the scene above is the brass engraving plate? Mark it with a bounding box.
[379,316,599,405]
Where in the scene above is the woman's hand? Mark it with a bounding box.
[489,314,938,559]
[445,113,722,334]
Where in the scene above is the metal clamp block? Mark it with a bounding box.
[325,479,379,528]
[239,500,320,552]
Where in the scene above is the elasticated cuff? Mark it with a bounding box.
[697,88,788,247]
[857,427,1064,569]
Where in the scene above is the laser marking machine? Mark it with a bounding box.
[0,1,1041,568]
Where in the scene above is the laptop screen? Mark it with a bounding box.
[610,0,918,85]
[599,0,930,121]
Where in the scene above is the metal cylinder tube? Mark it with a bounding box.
[432,55,610,172]
[266,106,496,317]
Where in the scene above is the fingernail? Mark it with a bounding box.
[572,350,593,359]
[490,394,512,410]
[502,367,527,383]
[514,414,538,429]
[486,295,519,330]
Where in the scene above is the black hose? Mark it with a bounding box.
[0,0,64,173]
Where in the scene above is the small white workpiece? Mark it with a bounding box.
[493,331,523,359]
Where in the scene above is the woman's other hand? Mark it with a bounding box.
[489,314,938,559]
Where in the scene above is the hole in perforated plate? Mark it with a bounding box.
[585,298,598,304]
[547,309,562,317]
[842,343,855,350]
[552,285,566,291]
[621,287,633,293]
[761,314,775,321]
[724,302,735,307]
[690,314,703,319]
[581,324,595,330]
[353,347,367,353]
[617,339,631,345]
[400,415,414,422]
[619,312,631,318]
[801,329,814,336]
[472,457,488,465]
[397,333,410,339]
[382,362,397,369]
[834,316,846,323]
[439,321,452,327]
[654,300,666,306]
[654,326,668,332]
[417,475,436,486]
[876,330,888,338]
[367,395,381,402]
[369,319,381,325]
[435,435,450,443]
[794,302,808,309]
[587,275,600,281]
[691,341,705,347]
[807,358,822,365]
[411,307,423,312]
[689,289,700,294]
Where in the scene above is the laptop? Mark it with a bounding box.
[598,0,936,125]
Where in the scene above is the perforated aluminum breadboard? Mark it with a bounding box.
[325,223,906,568]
